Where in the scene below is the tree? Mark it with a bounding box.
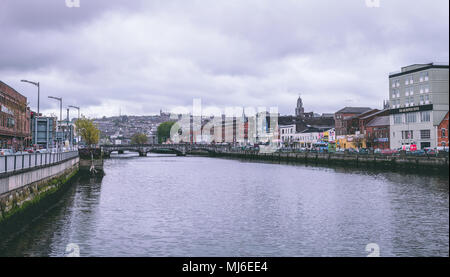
[131,133,148,145]
[157,121,176,143]
[75,118,100,146]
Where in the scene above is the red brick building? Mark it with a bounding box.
[365,115,390,149]
[0,81,31,150]
[334,107,372,136]
[437,111,449,147]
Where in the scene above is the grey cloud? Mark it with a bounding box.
[0,0,448,117]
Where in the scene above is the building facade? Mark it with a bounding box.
[31,113,56,149]
[334,107,372,136]
[437,111,449,147]
[0,81,31,150]
[365,115,390,149]
[279,124,296,146]
[389,63,449,150]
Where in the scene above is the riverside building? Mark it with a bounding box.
[389,63,449,150]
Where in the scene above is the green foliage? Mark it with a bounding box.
[75,118,100,146]
[157,121,176,143]
[131,133,148,145]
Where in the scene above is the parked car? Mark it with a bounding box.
[0,149,14,155]
[424,148,437,156]
[436,146,449,153]
[358,148,369,155]
[25,147,34,153]
[374,148,382,154]
[408,150,426,156]
[348,148,359,154]
[381,149,399,155]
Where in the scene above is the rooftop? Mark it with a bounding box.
[336,107,372,114]
[367,115,390,127]
[389,62,449,77]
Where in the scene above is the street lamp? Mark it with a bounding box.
[21,80,40,116]
[48,96,62,149]
[48,96,62,127]
[68,105,80,119]
[68,105,81,147]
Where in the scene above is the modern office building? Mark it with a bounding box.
[389,63,449,150]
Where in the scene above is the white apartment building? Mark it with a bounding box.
[279,124,295,146]
[389,63,449,150]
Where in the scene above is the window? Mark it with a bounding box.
[6,118,15,128]
[420,111,431,122]
[405,78,409,85]
[409,87,414,95]
[441,128,446,137]
[420,129,431,139]
[410,97,415,106]
[394,114,403,124]
[405,112,417,123]
[420,72,429,82]
[424,84,429,93]
[410,76,414,84]
[402,130,414,139]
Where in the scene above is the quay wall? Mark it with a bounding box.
[0,156,79,223]
[213,151,449,173]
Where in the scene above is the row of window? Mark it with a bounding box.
[391,72,429,88]
[0,115,15,129]
[281,128,294,134]
[399,129,431,140]
[391,85,430,98]
[393,111,431,124]
[391,95,431,108]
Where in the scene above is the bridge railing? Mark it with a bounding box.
[0,151,79,175]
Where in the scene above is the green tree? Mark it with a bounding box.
[75,118,100,146]
[157,121,176,143]
[131,133,148,145]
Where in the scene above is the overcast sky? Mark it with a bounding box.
[0,0,448,118]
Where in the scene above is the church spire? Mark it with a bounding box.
[295,94,304,117]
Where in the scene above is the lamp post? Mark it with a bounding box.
[21,80,40,116]
[68,105,80,119]
[68,105,80,147]
[48,96,62,149]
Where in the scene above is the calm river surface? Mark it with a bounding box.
[0,154,448,257]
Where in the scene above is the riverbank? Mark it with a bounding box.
[211,151,449,175]
[0,157,80,225]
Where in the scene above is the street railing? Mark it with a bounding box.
[0,151,79,175]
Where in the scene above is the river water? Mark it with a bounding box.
[0,154,448,257]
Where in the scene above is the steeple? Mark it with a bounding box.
[295,94,304,117]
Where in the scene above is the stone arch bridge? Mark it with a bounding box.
[101,144,232,157]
